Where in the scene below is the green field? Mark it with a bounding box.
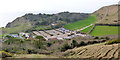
[90,26,119,36]
[64,16,97,30]
[80,25,93,33]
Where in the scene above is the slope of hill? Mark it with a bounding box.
[64,16,97,30]
[93,4,119,24]
[63,43,119,59]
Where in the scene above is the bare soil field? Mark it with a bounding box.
[63,43,119,59]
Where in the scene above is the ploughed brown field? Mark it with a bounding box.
[63,43,119,58]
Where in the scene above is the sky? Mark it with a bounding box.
[0,0,119,27]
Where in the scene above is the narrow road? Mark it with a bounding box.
[76,24,93,31]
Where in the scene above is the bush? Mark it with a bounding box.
[61,42,71,52]
[105,39,120,45]
[94,37,99,39]
[100,37,104,39]
[71,40,78,48]
[78,41,86,46]
[4,49,9,52]
[27,49,32,54]
[101,40,106,42]
[50,34,53,36]
[47,43,52,47]
[58,47,60,50]
[87,41,92,44]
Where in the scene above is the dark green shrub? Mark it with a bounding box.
[47,42,52,47]
[87,41,91,44]
[78,41,86,46]
[61,42,71,52]
[50,34,53,36]
[4,49,9,52]
[94,36,99,39]
[71,40,78,48]
[58,47,60,50]
[27,49,32,54]
[101,40,106,42]
[92,41,98,43]
[87,41,96,44]
[100,37,104,39]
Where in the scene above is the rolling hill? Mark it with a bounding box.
[93,4,119,24]
[3,12,89,34]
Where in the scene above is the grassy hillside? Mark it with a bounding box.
[90,26,119,36]
[64,16,97,30]
[4,12,89,34]
[2,22,32,34]
[93,5,119,24]
[6,12,89,28]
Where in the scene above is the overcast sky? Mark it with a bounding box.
[0,0,119,27]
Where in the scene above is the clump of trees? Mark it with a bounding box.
[60,39,108,52]
[94,36,110,40]
[61,40,86,52]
